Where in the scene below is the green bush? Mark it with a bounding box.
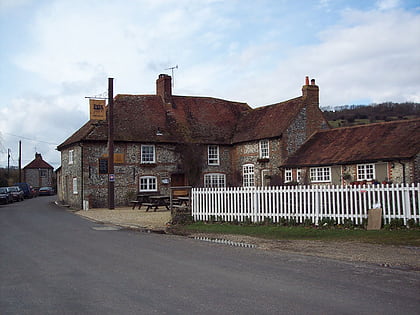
[406,219,420,229]
[385,218,405,230]
[303,218,313,227]
[342,218,355,229]
[318,217,336,228]
[288,217,298,226]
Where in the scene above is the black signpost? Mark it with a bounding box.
[108,78,115,209]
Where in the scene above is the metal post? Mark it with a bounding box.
[108,78,115,209]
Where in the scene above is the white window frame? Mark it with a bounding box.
[204,173,226,188]
[357,164,375,181]
[141,145,155,164]
[72,177,78,194]
[208,145,219,165]
[285,168,293,183]
[69,150,74,165]
[259,140,269,159]
[139,176,157,192]
[297,168,302,182]
[310,167,331,183]
[243,164,255,187]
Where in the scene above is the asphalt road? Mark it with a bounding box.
[1,197,419,314]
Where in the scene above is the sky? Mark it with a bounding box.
[0,0,419,169]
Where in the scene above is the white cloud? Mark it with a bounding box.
[224,6,420,107]
[376,0,401,10]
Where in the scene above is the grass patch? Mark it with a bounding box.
[181,222,420,246]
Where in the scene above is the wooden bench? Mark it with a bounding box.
[172,189,189,205]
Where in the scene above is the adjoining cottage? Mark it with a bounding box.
[57,74,328,209]
[23,153,54,189]
[281,118,420,185]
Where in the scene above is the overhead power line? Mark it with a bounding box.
[2,132,58,146]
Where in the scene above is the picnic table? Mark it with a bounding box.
[145,195,170,212]
[129,193,159,209]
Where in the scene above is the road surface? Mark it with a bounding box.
[1,196,419,314]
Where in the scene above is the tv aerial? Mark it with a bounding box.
[165,65,178,88]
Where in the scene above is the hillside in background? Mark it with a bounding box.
[322,102,420,128]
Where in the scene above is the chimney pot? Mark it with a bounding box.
[305,76,309,85]
[311,79,316,85]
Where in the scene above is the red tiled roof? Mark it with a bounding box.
[232,97,304,143]
[282,118,420,167]
[24,154,54,169]
[58,94,251,149]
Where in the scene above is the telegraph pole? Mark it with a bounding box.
[7,148,10,177]
[107,78,115,209]
[18,141,22,182]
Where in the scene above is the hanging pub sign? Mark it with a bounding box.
[89,99,106,120]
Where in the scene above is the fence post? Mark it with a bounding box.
[314,186,320,225]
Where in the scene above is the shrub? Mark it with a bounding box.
[303,218,313,227]
[279,217,287,226]
[318,217,336,228]
[385,218,405,230]
[406,219,420,229]
[288,217,298,226]
[342,218,354,229]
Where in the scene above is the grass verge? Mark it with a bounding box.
[180,222,420,246]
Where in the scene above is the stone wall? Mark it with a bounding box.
[232,138,283,186]
[414,153,420,183]
[80,142,182,208]
[201,145,234,186]
[389,159,415,184]
[285,109,307,157]
[60,145,83,209]
[24,168,53,189]
[60,141,238,209]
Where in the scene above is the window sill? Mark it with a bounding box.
[140,163,157,167]
[257,158,270,163]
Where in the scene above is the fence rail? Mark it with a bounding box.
[192,184,420,225]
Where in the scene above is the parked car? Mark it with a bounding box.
[14,183,33,198]
[6,186,24,201]
[38,186,55,196]
[0,187,13,204]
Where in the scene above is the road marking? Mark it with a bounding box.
[92,226,121,231]
[194,236,256,248]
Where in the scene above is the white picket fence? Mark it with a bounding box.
[192,184,420,225]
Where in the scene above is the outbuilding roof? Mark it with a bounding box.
[282,118,420,167]
[24,153,54,169]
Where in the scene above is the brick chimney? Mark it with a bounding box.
[302,76,319,104]
[156,74,172,104]
[301,76,327,137]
